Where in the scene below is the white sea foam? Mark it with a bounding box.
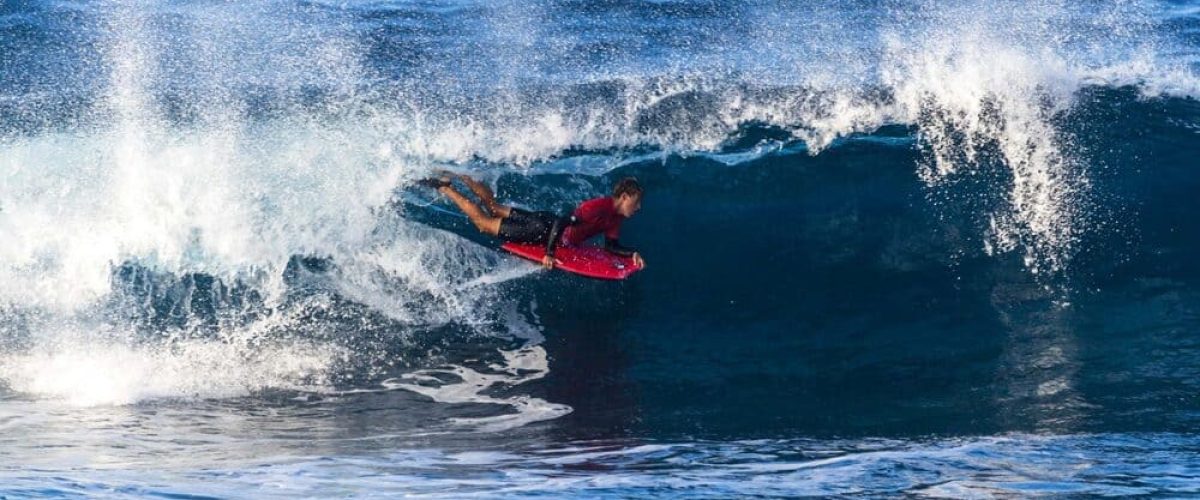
[0,1,538,411]
[0,324,342,406]
[880,3,1090,274]
[383,345,571,433]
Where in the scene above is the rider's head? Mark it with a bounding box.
[612,177,643,218]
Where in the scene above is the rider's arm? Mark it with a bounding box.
[603,237,636,257]
[600,216,634,257]
[544,215,579,258]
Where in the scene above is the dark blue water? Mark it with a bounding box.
[3,0,1200,497]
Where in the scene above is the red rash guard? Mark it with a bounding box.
[561,196,623,247]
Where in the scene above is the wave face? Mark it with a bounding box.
[2,0,1200,496]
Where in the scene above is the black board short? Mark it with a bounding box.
[497,208,558,244]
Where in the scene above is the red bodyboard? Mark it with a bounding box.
[501,242,640,280]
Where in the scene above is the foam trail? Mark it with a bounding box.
[384,346,571,432]
[456,263,543,291]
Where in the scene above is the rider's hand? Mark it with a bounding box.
[541,255,556,269]
[632,252,645,269]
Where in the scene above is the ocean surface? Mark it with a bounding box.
[3,0,1200,497]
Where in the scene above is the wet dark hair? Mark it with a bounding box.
[612,177,643,198]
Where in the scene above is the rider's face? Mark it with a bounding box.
[616,193,642,217]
